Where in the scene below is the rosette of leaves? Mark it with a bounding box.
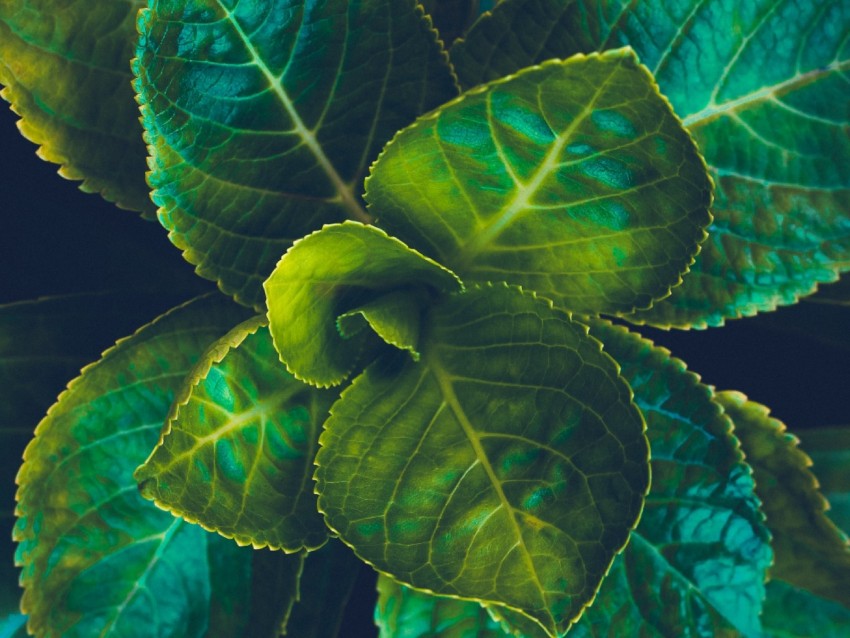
[2,0,849,637]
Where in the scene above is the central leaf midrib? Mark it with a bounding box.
[212,0,371,224]
[427,355,555,634]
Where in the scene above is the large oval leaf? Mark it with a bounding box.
[566,320,772,638]
[366,48,712,315]
[0,0,152,213]
[135,317,335,552]
[137,0,459,309]
[315,284,649,637]
[12,294,274,637]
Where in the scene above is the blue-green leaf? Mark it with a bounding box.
[763,580,850,638]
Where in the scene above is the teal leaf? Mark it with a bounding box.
[568,320,772,638]
[316,283,649,637]
[763,580,850,638]
[366,49,712,315]
[375,575,507,637]
[137,0,459,309]
[797,427,850,535]
[0,614,27,638]
[12,294,274,638]
[283,538,364,637]
[135,317,335,552]
[717,392,850,608]
[264,222,462,387]
[0,0,153,214]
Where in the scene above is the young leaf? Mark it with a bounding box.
[135,317,335,552]
[13,294,267,638]
[716,392,850,608]
[264,222,462,387]
[0,0,153,213]
[316,284,649,637]
[797,426,850,536]
[567,320,772,638]
[762,580,850,638]
[136,0,459,309]
[366,49,712,315]
[375,575,507,638]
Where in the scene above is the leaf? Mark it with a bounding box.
[12,294,278,638]
[0,614,27,638]
[797,426,850,535]
[337,290,426,361]
[565,319,772,638]
[135,317,334,552]
[716,391,850,608]
[315,283,649,637]
[419,0,481,45]
[283,538,364,637]
[375,575,507,638]
[762,580,850,638]
[136,0,459,309]
[0,0,153,213]
[366,49,712,316]
[264,222,462,387]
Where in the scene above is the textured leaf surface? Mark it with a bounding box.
[798,426,850,534]
[717,391,850,608]
[13,295,265,638]
[137,0,458,308]
[282,538,363,637]
[567,320,772,638]
[316,284,649,637]
[367,49,712,315]
[763,580,850,638]
[0,0,152,213]
[265,222,462,387]
[375,575,506,638]
[136,317,335,552]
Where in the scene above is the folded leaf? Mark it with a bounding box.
[13,294,282,638]
[717,391,850,609]
[762,580,850,638]
[136,317,335,552]
[366,49,712,315]
[375,575,507,638]
[137,0,458,309]
[567,320,772,638]
[264,222,462,387]
[797,426,850,535]
[0,0,153,213]
[316,284,649,637]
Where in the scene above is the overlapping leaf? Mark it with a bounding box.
[762,580,850,638]
[798,426,850,535]
[136,317,335,551]
[717,392,850,608]
[563,320,772,638]
[0,0,152,213]
[137,0,459,309]
[375,575,506,638]
[366,49,712,315]
[13,294,282,637]
[316,284,649,637]
[264,222,462,387]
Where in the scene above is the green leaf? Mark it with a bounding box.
[419,0,481,45]
[135,317,335,552]
[338,290,426,361]
[283,538,363,637]
[0,0,153,213]
[12,294,274,638]
[375,575,507,637]
[567,320,772,638]
[137,0,459,309]
[763,580,850,638]
[716,391,850,608]
[264,222,462,387]
[316,283,649,637]
[366,49,712,315]
[797,426,850,535]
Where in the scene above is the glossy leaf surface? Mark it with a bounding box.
[762,580,850,638]
[13,295,263,637]
[717,392,850,608]
[798,426,850,535]
[567,320,772,638]
[316,284,649,637]
[0,0,152,213]
[136,318,335,552]
[265,222,462,387]
[367,49,712,315]
[137,0,458,308]
[375,575,506,638]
